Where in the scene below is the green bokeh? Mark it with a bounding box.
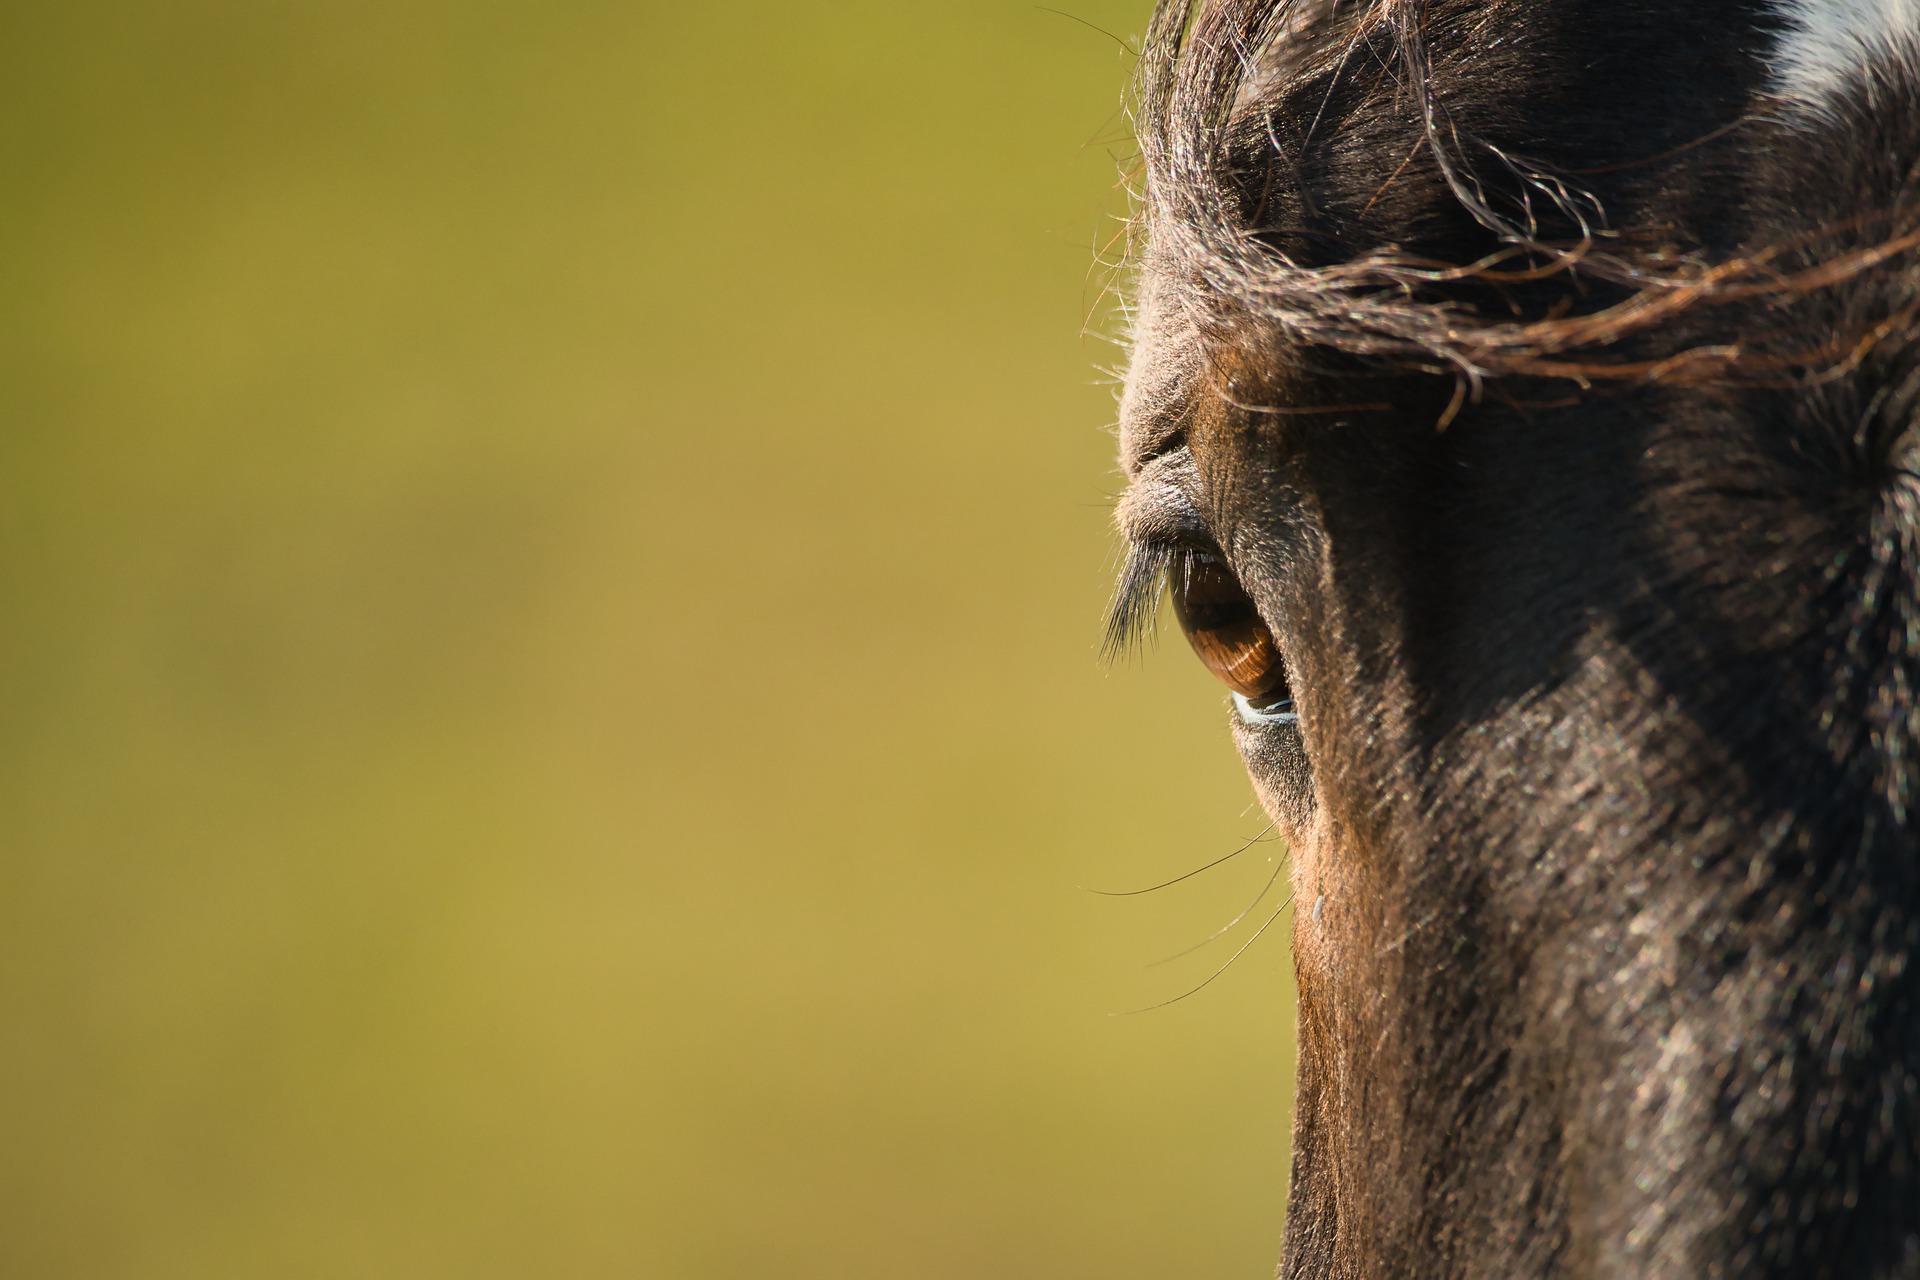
[0,3,1296,1276]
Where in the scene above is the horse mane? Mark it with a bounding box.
[1130,0,1920,420]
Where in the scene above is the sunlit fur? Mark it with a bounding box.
[1115,1,1920,1275]
[1770,0,1920,112]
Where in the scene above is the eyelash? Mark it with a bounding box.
[1102,539,1183,660]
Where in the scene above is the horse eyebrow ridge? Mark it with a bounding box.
[1117,292,1202,477]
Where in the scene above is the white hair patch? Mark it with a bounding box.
[1768,0,1920,112]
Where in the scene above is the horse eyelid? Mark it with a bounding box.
[1107,456,1224,660]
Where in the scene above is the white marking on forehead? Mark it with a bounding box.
[1768,0,1920,112]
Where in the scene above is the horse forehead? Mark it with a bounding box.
[1767,0,1920,110]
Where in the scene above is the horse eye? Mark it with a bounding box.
[1169,553,1292,705]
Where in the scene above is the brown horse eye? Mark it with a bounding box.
[1169,553,1291,703]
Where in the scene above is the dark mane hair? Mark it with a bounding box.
[1131,0,1920,412]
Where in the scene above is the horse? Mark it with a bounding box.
[1108,1,1920,1274]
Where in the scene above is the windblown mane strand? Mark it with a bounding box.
[1131,0,1920,409]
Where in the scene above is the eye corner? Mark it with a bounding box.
[1232,689,1298,726]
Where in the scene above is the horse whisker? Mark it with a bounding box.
[1146,848,1292,966]
[1120,893,1297,1015]
[1084,822,1277,896]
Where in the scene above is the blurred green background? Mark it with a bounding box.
[0,3,1297,1276]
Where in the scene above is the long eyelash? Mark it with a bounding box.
[1102,540,1176,661]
